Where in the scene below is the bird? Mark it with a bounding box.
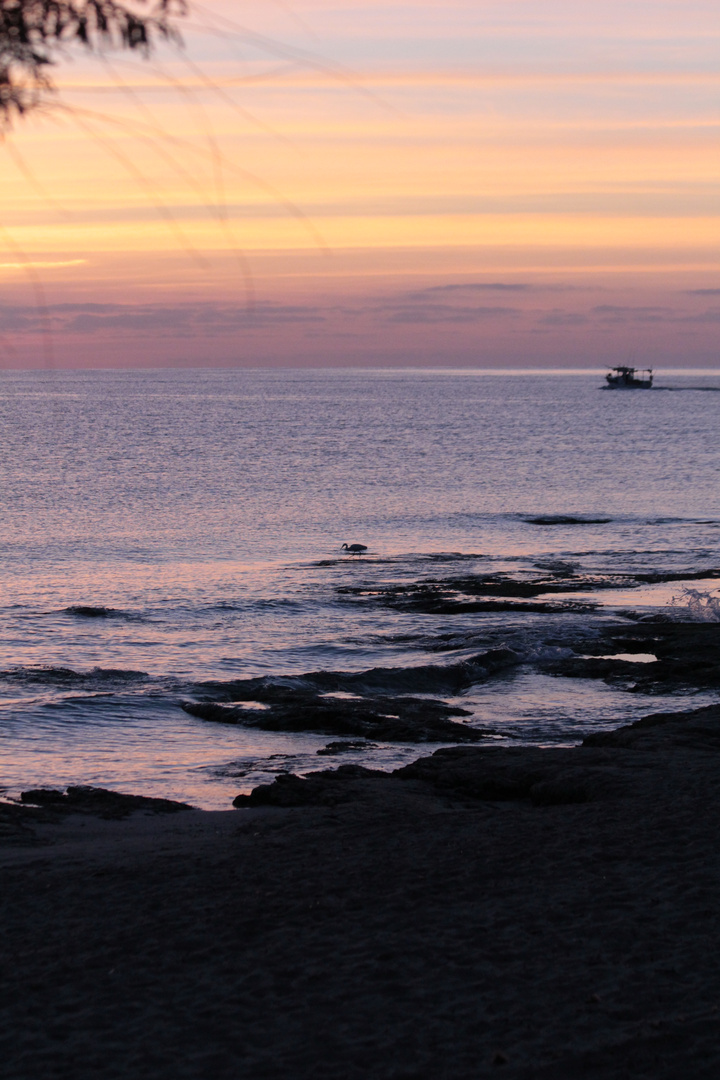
[341,543,368,555]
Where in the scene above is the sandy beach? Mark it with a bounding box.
[3,702,720,1079]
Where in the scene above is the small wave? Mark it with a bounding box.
[252,598,304,611]
[664,386,720,392]
[645,517,688,525]
[194,647,522,701]
[209,754,304,779]
[65,606,125,619]
[524,516,612,526]
[525,513,714,529]
[418,552,486,562]
[209,598,304,613]
[0,666,149,687]
[533,561,578,574]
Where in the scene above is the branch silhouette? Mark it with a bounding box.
[0,0,185,121]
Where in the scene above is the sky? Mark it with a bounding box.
[0,0,719,368]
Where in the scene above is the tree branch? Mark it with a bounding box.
[0,0,186,121]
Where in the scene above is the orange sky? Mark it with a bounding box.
[1,0,719,367]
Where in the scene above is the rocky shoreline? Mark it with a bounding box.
[4,692,720,1078]
[179,621,720,745]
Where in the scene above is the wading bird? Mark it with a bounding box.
[341,543,367,555]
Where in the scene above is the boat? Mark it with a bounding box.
[604,366,653,389]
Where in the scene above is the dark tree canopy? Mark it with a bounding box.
[0,0,185,120]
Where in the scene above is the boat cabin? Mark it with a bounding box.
[605,366,653,389]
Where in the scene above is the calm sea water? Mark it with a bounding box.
[1,368,719,808]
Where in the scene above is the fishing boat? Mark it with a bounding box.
[604,365,653,389]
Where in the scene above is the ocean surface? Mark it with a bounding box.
[1,367,719,809]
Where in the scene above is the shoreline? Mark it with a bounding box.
[3,597,719,810]
[4,702,720,1077]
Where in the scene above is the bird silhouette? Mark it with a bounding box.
[341,543,368,555]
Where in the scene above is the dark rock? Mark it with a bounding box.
[632,568,720,584]
[341,582,597,615]
[0,802,44,843]
[233,745,632,812]
[583,703,720,751]
[541,656,655,684]
[186,648,527,743]
[395,746,627,805]
[233,766,382,808]
[337,570,720,623]
[6,787,193,843]
[184,690,487,743]
[317,740,378,755]
[539,622,720,693]
[20,788,67,805]
[20,786,192,818]
[396,747,547,801]
[529,779,589,806]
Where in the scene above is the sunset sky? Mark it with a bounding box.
[1,0,719,368]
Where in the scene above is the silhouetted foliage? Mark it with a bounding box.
[0,0,185,121]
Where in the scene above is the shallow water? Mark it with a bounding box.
[1,368,719,807]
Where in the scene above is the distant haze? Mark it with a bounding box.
[1,0,718,368]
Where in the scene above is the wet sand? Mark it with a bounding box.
[3,703,720,1078]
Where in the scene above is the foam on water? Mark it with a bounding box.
[672,587,720,623]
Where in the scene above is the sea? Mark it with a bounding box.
[1,367,719,809]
